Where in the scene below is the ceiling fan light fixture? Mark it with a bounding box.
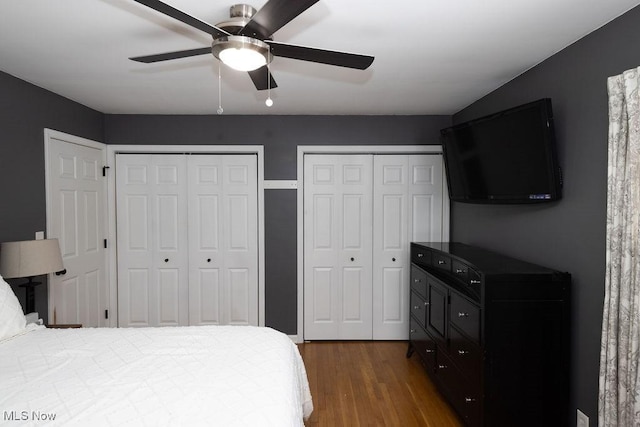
[212,36,270,72]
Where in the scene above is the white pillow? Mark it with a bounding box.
[0,273,27,340]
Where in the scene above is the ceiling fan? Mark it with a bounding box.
[130,0,375,91]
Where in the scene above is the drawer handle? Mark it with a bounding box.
[465,397,476,403]
[470,279,481,284]
[413,305,421,310]
[457,350,469,355]
[438,364,447,370]
[424,301,430,306]
[417,253,424,258]
[425,349,434,354]
[414,279,422,283]
[410,329,416,334]
[455,268,465,274]
[458,312,469,318]
[437,260,446,265]
[164,258,169,263]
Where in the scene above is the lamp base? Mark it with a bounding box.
[19,277,41,314]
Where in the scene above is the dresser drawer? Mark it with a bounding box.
[468,268,482,295]
[436,350,481,427]
[449,325,482,378]
[450,292,481,343]
[454,379,482,427]
[432,253,451,273]
[411,265,428,299]
[410,290,428,327]
[452,260,482,300]
[410,317,436,371]
[411,248,431,269]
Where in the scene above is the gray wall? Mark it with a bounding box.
[451,5,640,423]
[0,71,103,317]
[104,114,451,333]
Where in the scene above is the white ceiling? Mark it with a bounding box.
[1,0,638,115]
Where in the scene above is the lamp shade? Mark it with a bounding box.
[0,239,64,279]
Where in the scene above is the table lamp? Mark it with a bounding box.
[0,238,65,314]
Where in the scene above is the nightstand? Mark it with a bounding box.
[47,324,82,329]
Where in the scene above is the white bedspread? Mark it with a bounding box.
[0,325,312,426]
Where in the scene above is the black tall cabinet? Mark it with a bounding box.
[408,242,571,426]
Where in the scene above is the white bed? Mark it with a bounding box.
[0,276,313,426]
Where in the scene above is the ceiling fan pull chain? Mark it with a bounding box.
[217,62,224,114]
[266,53,274,107]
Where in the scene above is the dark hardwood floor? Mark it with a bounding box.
[298,341,462,426]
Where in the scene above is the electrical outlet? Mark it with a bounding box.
[577,409,589,427]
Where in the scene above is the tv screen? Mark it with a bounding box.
[440,98,562,204]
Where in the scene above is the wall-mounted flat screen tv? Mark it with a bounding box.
[440,98,562,204]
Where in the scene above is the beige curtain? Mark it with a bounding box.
[599,66,640,426]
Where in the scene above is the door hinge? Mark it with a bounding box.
[102,166,110,177]
[105,309,109,320]
[104,239,108,249]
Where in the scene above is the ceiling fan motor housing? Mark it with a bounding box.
[230,4,256,19]
[215,4,258,35]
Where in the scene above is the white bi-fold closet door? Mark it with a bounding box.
[116,154,258,328]
[304,154,445,340]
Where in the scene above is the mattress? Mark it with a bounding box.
[0,325,313,426]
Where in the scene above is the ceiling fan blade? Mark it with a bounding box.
[268,41,374,70]
[133,0,230,38]
[239,0,319,39]
[248,66,278,91]
[130,47,211,63]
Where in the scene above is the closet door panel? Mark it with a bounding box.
[116,154,189,327]
[373,154,444,339]
[188,156,224,325]
[382,267,403,323]
[373,155,409,339]
[188,155,258,326]
[127,269,149,325]
[410,156,444,242]
[304,155,373,340]
[197,269,221,324]
[158,268,180,325]
[221,155,258,325]
[228,268,250,324]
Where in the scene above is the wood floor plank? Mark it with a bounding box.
[299,341,462,427]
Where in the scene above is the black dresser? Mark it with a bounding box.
[408,242,571,427]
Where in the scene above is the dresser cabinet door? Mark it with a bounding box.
[426,276,448,345]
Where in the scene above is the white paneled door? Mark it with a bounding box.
[304,155,374,340]
[373,155,444,339]
[187,155,258,326]
[46,134,108,326]
[116,154,189,327]
[304,153,445,340]
[116,154,258,328]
